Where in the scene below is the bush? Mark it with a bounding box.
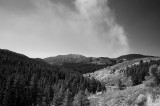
[145,65,160,87]
[144,77,158,87]
[149,65,158,77]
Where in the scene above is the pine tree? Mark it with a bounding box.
[117,79,123,90]
[52,85,64,106]
[3,76,13,106]
[61,89,72,106]
[44,84,52,105]
[85,88,90,96]
[30,74,38,106]
[157,66,160,82]
[72,90,90,106]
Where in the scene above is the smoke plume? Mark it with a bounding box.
[72,0,129,57]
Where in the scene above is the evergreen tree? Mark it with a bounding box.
[30,74,38,106]
[0,49,106,106]
[52,86,65,106]
[117,79,123,90]
[85,88,90,96]
[3,76,13,106]
[61,89,72,106]
[72,90,90,106]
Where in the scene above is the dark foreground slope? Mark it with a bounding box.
[0,49,105,106]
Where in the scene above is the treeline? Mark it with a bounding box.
[123,59,160,86]
[0,49,106,106]
[61,63,107,74]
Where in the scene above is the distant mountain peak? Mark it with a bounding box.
[56,54,86,58]
[44,53,155,66]
[117,54,154,60]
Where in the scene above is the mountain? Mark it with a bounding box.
[87,56,160,106]
[44,54,156,74]
[44,54,89,65]
[44,54,117,74]
[44,54,117,66]
[84,56,160,82]
[43,53,160,106]
[84,54,160,89]
[44,54,155,65]
[0,49,105,106]
[1,49,160,106]
[116,54,155,63]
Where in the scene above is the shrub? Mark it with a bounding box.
[144,77,158,87]
[145,65,160,87]
[149,65,158,77]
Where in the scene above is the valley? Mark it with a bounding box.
[1,49,160,106]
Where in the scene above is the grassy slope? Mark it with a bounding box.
[84,57,160,82]
[87,57,160,106]
[89,84,147,106]
[110,57,160,71]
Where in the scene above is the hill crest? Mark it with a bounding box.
[44,53,155,66]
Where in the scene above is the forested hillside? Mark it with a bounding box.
[0,49,106,106]
[117,54,154,61]
[44,54,154,74]
[87,58,160,106]
[60,63,107,74]
[124,60,160,86]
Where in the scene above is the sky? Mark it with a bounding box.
[0,0,160,58]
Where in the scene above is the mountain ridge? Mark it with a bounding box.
[44,53,155,66]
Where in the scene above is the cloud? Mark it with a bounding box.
[73,0,130,57]
[0,0,130,58]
